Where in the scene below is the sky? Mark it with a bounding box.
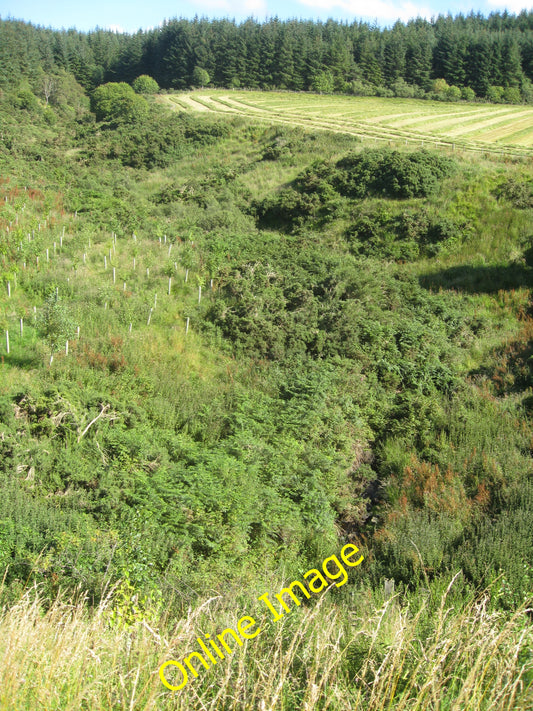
[0,0,532,33]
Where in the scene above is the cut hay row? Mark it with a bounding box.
[390,107,522,132]
[222,94,533,149]
[161,91,533,159]
[215,96,531,155]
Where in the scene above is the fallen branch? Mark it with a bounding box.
[77,404,117,443]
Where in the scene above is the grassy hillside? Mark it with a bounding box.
[0,87,532,709]
[160,90,533,156]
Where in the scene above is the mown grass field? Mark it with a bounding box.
[159,90,533,157]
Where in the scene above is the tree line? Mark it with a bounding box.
[1,11,533,104]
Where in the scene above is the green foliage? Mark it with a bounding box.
[1,14,532,104]
[346,207,462,261]
[36,293,76,363]
[49,70,89,114]
[349,81,376,96]
[192,66,210,88]
[346,208,419,261]
[252,149,455,234]
[90,82,148,126]
[445,84,462,101]
[85,107,230,169]
[495,178,533,208]
[251,188,323,230]
[311,70,335,94]
[461,86,476,101]
[429,79,462,102]
[132,74,159,94]
[205,248,464,407]
[457,488,533,609]
[391,78,419,98]
[16,85,40,112]
[334,149,455,199]
[503,86,522,103]
[486,85,505,103]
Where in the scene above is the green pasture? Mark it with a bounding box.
[159,90,533,157]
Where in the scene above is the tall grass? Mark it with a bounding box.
[1,576,531,710]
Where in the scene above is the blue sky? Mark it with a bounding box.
[0,0,531,32]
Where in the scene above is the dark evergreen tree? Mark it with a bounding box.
[500,35,524,86]
[521,35,533,81]
[1,12,532,102]
[433,20,466,86]
[242,20,261,88]
[53,33,71,73]
[260,21,280,89]
[111,31,145,85]
[212,20,239,87]
[276,32,296,89]
[404,21,434,89]
[383,25,406,86]
[159,20,193,89]
[466,35,492,96]
[359,38,383,87]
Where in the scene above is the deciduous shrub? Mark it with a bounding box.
[192,67,210,88]
[90,82,148,126]
[132,75,159,94]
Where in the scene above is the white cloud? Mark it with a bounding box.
[486,1,533,12]
[296,0,432,22]
[106,24,126,33]
[143,20,165,32]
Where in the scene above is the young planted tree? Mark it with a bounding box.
[36,292,75,366]
[180,241,196,282]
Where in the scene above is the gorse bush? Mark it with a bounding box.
[334,149,455,198]
[495,177,533,209]
[85,106,231,169]
[251,188,324,230]
[205,253,464,397]
[346,206,463,260]
[252,148,456,238]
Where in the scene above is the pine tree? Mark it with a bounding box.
[242,20,261,88]
[359,39,382,87]
[328,37,357,91]
[466,35,491,96]
[383,30,406,86]
[433,21,466,86]
[160,21,193,89]
[260,21,279,89]
[500,35,523,87]
[404,21,434,90]
[276,32,296,89]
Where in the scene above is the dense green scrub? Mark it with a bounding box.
[0,87,532,633]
